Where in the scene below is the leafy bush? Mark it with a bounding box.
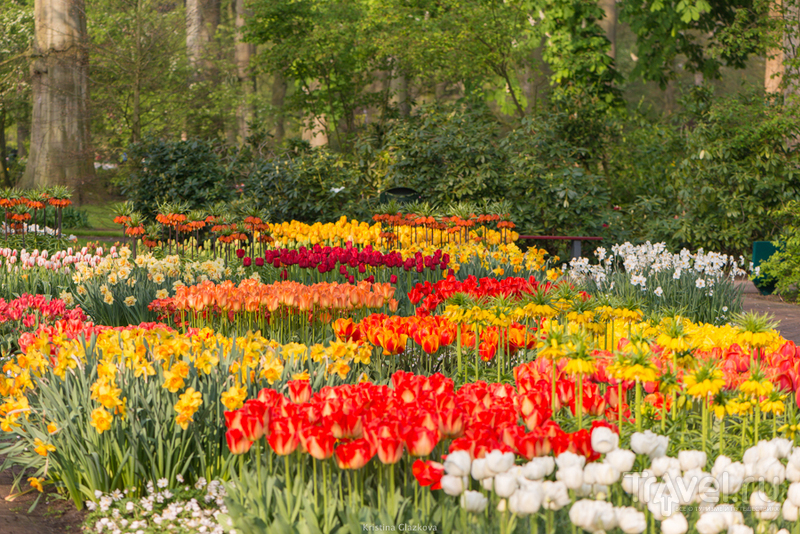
[242,147,375,223]
[616,90,800,256]
[122,137,234,217]
[758,200,800,297]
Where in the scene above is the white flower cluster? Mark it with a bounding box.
[85,476,233,534]
[567,242,749,286]
[624,434,800,534]
[1,221,76,240]
[441,426,800,534]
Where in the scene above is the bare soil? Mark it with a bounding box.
[0,461,85,534]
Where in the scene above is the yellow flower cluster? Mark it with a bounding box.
[1,327,375,436]
[266,217,520,250]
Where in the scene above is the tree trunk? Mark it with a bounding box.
[394,74,410,117]
[0,102,9,187]
[271,73,287,142]
[16,83,29,159]
[598,0,617,59]
[235,0,255,142]
[766,0,785,93]
[186,0,219,70]
[132,0,142,143]
[21,0,94,202]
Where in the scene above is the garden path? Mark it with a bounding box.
[741,283,800,343]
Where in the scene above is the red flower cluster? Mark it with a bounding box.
[334,314,538,361]
[224,370,611,474]
[409,275,556,316]
[243,245,449,284]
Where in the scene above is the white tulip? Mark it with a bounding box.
[651,457,681,477]
[556,466,584,490]
[678,450,707,472]
[621,471,653,496]
[647,488,680,520]
[485,450,516,474]
[555,451,586,470]
[616,506,647,534]
[788,462,800,483]
[471,458,492,480]
[661,512,688,534]
[481,477,494,491]
[742,446,760,466]
[695,510,731,534]
[780,530,792,534]
[440,475,467,496]
[757,439,779,460]
[541,481,570,510]
[594,463,621,485]
[591,426,619,454]
[460,490,487,513]
[789,483,800,507]
[444,450,471,477]
[630,431,669,458]
[756,456,786,485]
[522,457,555,480]
[727,526,753,534]
[773,438,793,458]
[750,490,780,521]
[783,500,799,522]
[789,448,800,469]
[606,449,636,473]
[508,487,543,516]
[717,463,745,495]
[496,499,506,513]
[710,455,732,478]
[569,499,617,533]
[494,472,518,498]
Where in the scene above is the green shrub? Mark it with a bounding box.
[242,147,375,223]
[758,200,800,297]
[122,137,234,217]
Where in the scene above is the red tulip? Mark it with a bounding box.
[329,412,363,440]
[241,414,265,441]
[268,419,299,455]
[244,400,270,429]
[335,439,374,469]
[438,408,465,438]
[376,437,404,464]
[405,426,439,457]
[299,426,336,460]
[412,459,444,489]
[224,410,245,431]
[288,380,312,404]
[226,428,252,455]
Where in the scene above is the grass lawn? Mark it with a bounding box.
[78,202,118,230]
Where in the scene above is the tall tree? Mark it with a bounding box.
[0,4,33,186]
[88,0,188,148]
[598,0,617,58]
[765,0,784,92]
[235,0,255,141]
[186,0,220,70]
[20,0,94,199]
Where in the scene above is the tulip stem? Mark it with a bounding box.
[618,382,623,434]
[577,372,583,430]
[456,327,462,377]
[719,416,724,457]
[635,380,642,432]
[285,455,293,510]
[313,458,318,512]
[389,464,396,518]
[255,440,262,498]
[701,399,707,453]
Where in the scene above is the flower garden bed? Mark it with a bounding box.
[0,200,793,534]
